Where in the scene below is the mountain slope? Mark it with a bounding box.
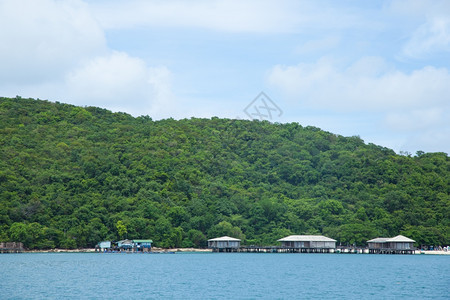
[0,97,448,249]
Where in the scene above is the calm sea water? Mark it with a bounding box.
[0,253,448,299]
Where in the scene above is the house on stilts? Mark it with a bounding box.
[276,235,337,253]
[367,235,415,254]
[208,236,241,252]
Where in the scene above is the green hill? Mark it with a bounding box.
[0,96,448,249]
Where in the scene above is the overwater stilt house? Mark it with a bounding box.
[208,236,241,252]
[96,241,112,252]
[117,239,133,251]
[277,235,337,253]
[367,235,415,254]
[133,239,152,252]
[115,239,153,252]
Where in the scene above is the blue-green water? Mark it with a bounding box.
[1,253,448,299]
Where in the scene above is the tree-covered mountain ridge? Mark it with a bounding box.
[0,97,448,249]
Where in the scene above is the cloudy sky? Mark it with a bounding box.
[1,0,449,154]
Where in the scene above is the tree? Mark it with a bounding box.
[0,97,448,249]
[184,229,207,248]
[335,223,379,246]
[116,221,128,239]
[208,221,245,241]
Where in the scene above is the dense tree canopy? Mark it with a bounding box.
[0,97,448,249]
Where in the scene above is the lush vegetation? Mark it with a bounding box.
[0,97,448,249]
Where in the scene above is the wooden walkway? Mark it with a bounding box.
[211,246,416,254]
[368,248,415,254]
[212,246,335,253]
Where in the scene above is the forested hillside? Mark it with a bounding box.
[0,97,448,249]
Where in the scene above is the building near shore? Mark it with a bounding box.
[0,242,24,253]
[111,239,153,252]
[133,240,152,252]
[117,239,133,250]
[277,235,337,249]
[208,236,241,252]
[96,241,111,251]
[367,235,415,254]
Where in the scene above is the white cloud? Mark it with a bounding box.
[267,56,450,152]
[65,51,173,116]
[268,57,450,111]
[91,0,292,33]
[90,0,367,33]
[1,0,448,152]
[0,0,175,118]
[146,66,175,117]
[0,0,106,83]
[403,17,450,58]
[1,51,176,118]
[387,0,450,58]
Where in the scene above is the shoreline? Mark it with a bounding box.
[416,250,450,255]
[21,247,213,253]
[10,248,450,255]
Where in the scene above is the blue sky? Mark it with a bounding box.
[1,0,449,154]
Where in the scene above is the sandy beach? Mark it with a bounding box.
[416,250,450,255]
[166,248,212,253]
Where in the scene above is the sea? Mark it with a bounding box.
[0,252,448,299]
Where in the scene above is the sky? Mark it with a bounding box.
[1,0,449,154]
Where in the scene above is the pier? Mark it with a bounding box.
[0,242,24,253]
[368,248,415,255]
[210,246,415,254]
[209,234,417,255]
[238,246,335,253]
[211,246,338,253]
